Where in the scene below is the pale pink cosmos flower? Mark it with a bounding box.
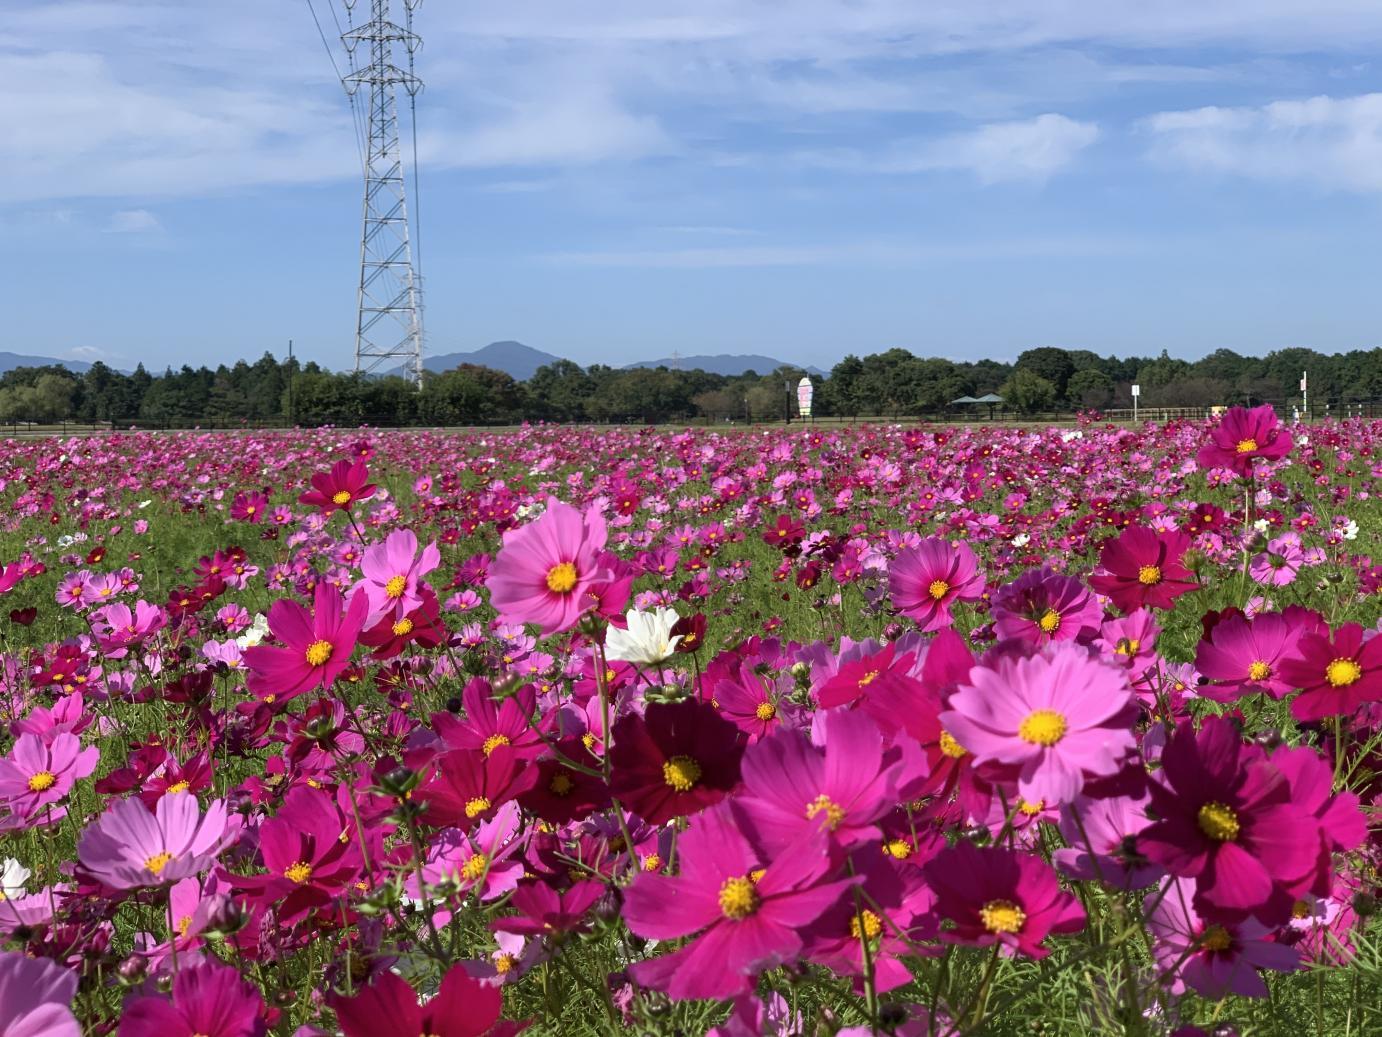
[354,528,440,625]
[0,951,80,1037]
[77,793,240,890]
[0,733,99,821]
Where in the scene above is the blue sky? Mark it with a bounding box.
[4,1,1382,373]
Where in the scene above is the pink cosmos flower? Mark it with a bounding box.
[1146,878,1299,998]
[1195,608,1315,701]
[991,566,1102,646]
[243,581,368,703]
[1054,793,1163,890]
[354,528,440,625]
[940,642,1137,806]
[230,490,269,524]
[888,538,983,632]
[736,709,908,852]
[412,802,525,916]
[1279,622,1382,722]
[486,498,613,635]
[492,880,605,937]
[1196,404,1292,478]
[90,600,167,656]
[1248,533,1304,586]
[78,792,238,890]
[1089,526,1197,614]
[623,802,857,1001]
[923,842,1085,958]
[0,951,80,1037]
[0,732,98,820]
[119,961,267,1036]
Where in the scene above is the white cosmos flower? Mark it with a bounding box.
[1011,533,1031,548]
[1342,520,1359,541]
[605,607,682,665]
[1,857,31,899]
[235,613,271,650]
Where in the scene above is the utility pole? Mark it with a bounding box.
[342,0,425,384]
[287,339,295,426]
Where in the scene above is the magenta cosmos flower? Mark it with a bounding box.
[78,792,238,890]
[1278,622,1382,722]
[486,497,614,635]
[354,528,440,625]
[1194,608,1316,702]
[940,642,1137,806]
[1139,716,1322,923]
[331,964,518,1037]
[736,708,905,852]
[1088,525,1197,614]
[923,842,1085,958]
[243,581,368,703]
[0,732,98,821]
[1195,404,1292,478]
[298,458,377,514]
[991,566,1102,646]
[888,538,983,632]
[119,962,266,1037]
[623,802,857,1000]
[0,951,80,1037]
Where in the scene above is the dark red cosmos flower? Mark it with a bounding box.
[493,879,605,936]
[359,587,444,660]
[923,841,1085,958]
[416,746,538,830]
[298,459,377,515]
[1139,716,1322,924]
[762,515,806,550]
[1278,622,1382,722]
[1089,526,1197,614]
[1196,404,1292,478]
[331,963,524,1037]
[8,607,36,626]
[609,700,745,825]
[517,738,610,825]
[670,613,707,654]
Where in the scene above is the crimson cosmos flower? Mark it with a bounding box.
[331,964,524,1037]
[1195,404,1292,478]
[1278,622,1382,722]
[243,582,368,704]
[297,459,377,515]
[608,700,745,826]
[1088,525,1197,614]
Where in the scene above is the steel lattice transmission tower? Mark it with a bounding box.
[341,0,424,382]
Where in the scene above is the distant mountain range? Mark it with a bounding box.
[418,341,820,379]
[0,351,94,375]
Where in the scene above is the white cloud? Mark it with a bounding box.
[1144,92,1382,192]
[106,208,161,233]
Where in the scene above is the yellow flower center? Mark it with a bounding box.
[581,732,597,752]
[26,771,57,793]
[1018,709,1067,747]
[1235,438,1259,454]
[1201,924,1233,952]
[549,773,574,796]
[858,669,881,687]
[304,640,333,667]
[392,617,414,636]
[462,854,489,882]
[331,490,352,506]
[927,579,951,601]
[938,730,968,758]
[805,793,846,831]
[642,854,662,872]
[482,734,511,756]
[980,899,1026,934]
[1291,899,1312,920]
[1037,609,1061,634]
[384,574,408,599]
[850,909,884,941]
[1018,799,1044,816]
[662,755,702,792]
[165,781,190,794]
[464,796,492,819]
[754,701,777,722]
[1137,564,1162,586]
[1115,637,1141,656]
[284,861,313,884]
[494,953,516,974]
[883,839,912,860]
[1197,801,1240,842]
[1325,658,1362,687]
[545,562,578,594]
[1247,660,1272,682]
[718,876,761,920]
[177,915,193,936]
[144,851,174,876]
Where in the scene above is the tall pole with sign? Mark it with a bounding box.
[797,377,814,424]
[1301,371,1308,420]
[1131,383,1140,424]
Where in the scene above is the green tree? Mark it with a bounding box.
[1066,369,1115,410]
[1001,369,1058,415]
[1015,348,1075,401]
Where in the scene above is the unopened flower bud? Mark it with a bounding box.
[117,955,148,986]
[378,765,421,799]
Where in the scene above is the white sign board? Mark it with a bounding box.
[1131,384,1141,398]
[797,377,814,418]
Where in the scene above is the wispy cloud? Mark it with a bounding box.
[106,208,161,233]
[1143,92,1382,192]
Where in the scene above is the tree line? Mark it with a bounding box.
[2,344,1380,427]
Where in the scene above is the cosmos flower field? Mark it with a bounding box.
[1,408,1381,1036]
